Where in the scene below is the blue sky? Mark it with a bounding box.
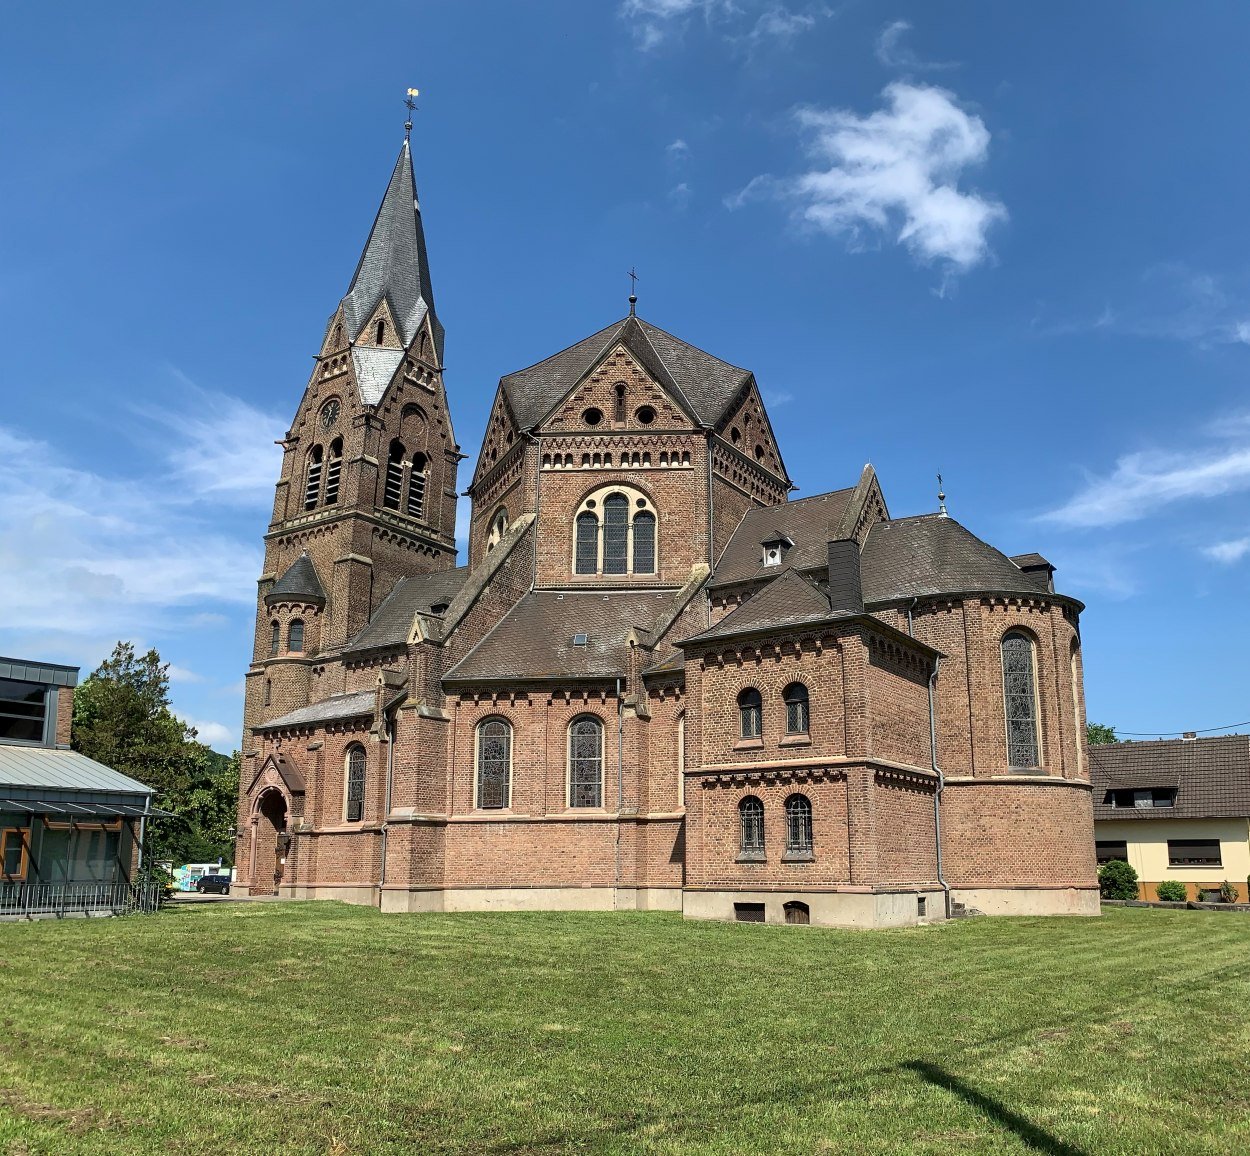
[3,2,1250,751]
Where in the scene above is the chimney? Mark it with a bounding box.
[826,539,864,614]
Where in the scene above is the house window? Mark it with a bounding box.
[324,439,343,505]
[476,718,511,809]
[783,683,809,734]
[784,794,813,857]
[345,746,366,822]
[738,688,762,739]
[632,511,656,574]
[0,678,48,744]
[408,452,428,518]
[1001,631,1040,768]
[1,829,28,880]
[571,486,658,575]
[1095,840,1129,865]
[738,796,765,859]
[1106,788,1175,809]
[383,439,405,510]
[568,716,603,808]
[1168,839,1221,867]
[304,445,323,510]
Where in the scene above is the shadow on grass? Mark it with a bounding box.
[904,1061,1087,1156]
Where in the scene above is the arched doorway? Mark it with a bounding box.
[250,788,288,896]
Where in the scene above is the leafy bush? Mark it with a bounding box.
[1220,880,1239,904]
[1098,859,1139,900]
[1155,880,1187,902]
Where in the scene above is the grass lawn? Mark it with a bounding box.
[1,904,1248,1154]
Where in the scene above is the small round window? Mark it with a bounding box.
[636,405,656,426]
[583,407,603,427]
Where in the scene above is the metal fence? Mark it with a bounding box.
[0,881,162,919]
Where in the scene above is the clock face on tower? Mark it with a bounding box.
[320,400,340,430]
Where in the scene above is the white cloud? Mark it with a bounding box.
[1043,444,1250,528]
[1203,537,1250,564]
[178,715,237,751]
[730,83,1006,275]
[167,664,205,684]
[744,6,818,50]
[875,19,958,71]
[669,181,693,208]
[667,138,690,160]
[621,0,825,52]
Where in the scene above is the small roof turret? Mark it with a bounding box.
[265,553,326,607]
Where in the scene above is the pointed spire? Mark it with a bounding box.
[341,139,444,364]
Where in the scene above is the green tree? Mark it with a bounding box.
[1087,722,1119,746]
[73,643,238,865]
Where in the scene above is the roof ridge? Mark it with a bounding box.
[635,316,749,374]
[499,318,629,383]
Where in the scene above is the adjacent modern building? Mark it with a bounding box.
[0,657,161,918]
[1091,734,1250,902]
[234,133,1099,927]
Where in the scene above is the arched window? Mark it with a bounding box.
[287,619,305,653]
[677,712,686,808]
[575,511,599,574]
[1002,631,1040,768]
[568,716,603,808]
[785,794,813,855]
[1071,640,1083,777]
[739,796,765,857]
[487,507,508,553]
[375,319,386,344]
[476,718,511,809]
[324,438,343,505]
[602,493,629,575]
[304,445,323,509]
[613,382,626,423]
[383,439,405,510]
[738,688,762,739]
[263,678,272,706]
[633,511,656,575]
[269,620,280,657]
[408,452,428,518]
[345,745,366,822]
[783,683,809,734]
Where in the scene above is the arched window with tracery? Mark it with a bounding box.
[304,445,323,509]
[324,438,343,505]
[408,452,428,519]
[783,682,809,734]
[785,794,813,856]
[632,511,656,574]
[603,493,629,574]
[738,688,762,739]
[575,512,599,574]
[1002,631,1041,768]
[568,716,604,808]
[287,619,305,653]
[739,796,765,858]
[383,439,405,510]
[571,486,659,576]
[345,745,366,822]
[487,507,509,553]
[476,718,512,809]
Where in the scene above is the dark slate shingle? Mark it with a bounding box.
[1090,735,1250,820]
[267,554,326,606]
[344,567,471,654]
[683,569,837,645]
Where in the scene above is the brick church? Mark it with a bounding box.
[235,134,1098,927]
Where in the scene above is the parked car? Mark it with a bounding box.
[195,874,231,895]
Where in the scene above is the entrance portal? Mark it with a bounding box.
[250,789,288,896]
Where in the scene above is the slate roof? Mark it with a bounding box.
[444,590,678,682]
[1090,735,1250,821]
[256,691,376,731]
[344,568,471,654]
[340,139,444,363]
[860,515,1056,603]
[684,569,841,645]
[710,489,855,589]
[351,347,406,407]
[498,315,753,432]
[0,745,153,796]
[267,553,326,606]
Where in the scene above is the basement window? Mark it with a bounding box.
[734,902,766,923]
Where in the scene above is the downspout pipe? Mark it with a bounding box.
[908,599,950,920]
[614,675,625,905]
[379,710,396,901]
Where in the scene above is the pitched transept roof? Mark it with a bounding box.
[682,569,841,646]
[340,139,443,362]
[344,567,471,655]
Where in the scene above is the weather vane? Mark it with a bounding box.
[404,87,420,139]
[627,267,639,315]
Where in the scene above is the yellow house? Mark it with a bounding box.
[1090,734,1250,902]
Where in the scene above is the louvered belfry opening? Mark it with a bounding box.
[304,446,323,510]
[324,439,343,505]
[383,440,405,510]
[408,452,428,519]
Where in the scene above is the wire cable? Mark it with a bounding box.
[1109,720,1250,737]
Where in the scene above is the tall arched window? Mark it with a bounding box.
[269,620,280,657]
[324,438,343,505]
[633,511,656,575]
[304,445,323,509]
[263,679,272,706]
[375,319,386,344]
[383,439,405,510]
[738,688,762,739]
[476,718,511,809]
[575,512,599,574]
[288,619,305,653]
[345,745,366,822]
[1071,640,1083,777]
[1002,631,1040,768]
[613,382,626,423]
[785,794,813,856]
[602,494,629,575]
[486,507,508,552]
[408,452,428,518]
[677,712,686,808]
[739,796,765,858]
[568,716,604,808]
[783,683,809,734]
